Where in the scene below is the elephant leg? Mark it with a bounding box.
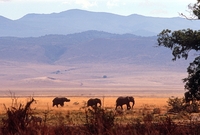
[121,105,123,110]
[127,104,131,110]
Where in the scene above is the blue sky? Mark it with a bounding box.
[0,0,197,20]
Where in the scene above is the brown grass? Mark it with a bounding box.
[2,96,200,135]
[0,96,169,115]
[0,96,168,107]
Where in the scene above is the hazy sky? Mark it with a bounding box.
[0,0,197,20]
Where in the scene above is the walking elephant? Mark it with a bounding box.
[52,97,70,107]
[115,96,135,110]
[87,98,101,108]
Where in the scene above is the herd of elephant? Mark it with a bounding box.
[52,96,135,110]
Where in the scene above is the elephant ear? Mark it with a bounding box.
[127,96,130,100]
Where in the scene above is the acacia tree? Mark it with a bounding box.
[157,0,200,98]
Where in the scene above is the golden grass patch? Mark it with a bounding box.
[0,96,169,114]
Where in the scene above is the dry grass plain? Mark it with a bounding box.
[0,95,171,129]
[0,62,186,128]
[0,96,170,115]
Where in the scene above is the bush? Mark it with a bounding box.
[153,108,161,114]
[185,102,200,113]
[1,98,36,134]
[103,75,107,78]
[167,96,200,113]
[167,97,185,113]
[85,107,115,134]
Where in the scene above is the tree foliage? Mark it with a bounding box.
[183,56,200,95]
[157,0,200,98]
[190,0,200,19]
[157,29,200,61]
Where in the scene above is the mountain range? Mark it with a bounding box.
[0,9,196,96]
[0,30,191,67]
[0,31,192,95]
[1,9,200,37]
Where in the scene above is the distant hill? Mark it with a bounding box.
[0,9,200,37]
[0,31,191,69]
[0,30,193,93]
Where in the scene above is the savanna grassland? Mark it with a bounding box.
[0,96,169,113]
[0,96,167,133]
[0,62,196,134]
[1,94,200,135]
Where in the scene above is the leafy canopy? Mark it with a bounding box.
[191,0,200,19]
[157,0,200,97]
[157,29,200,61]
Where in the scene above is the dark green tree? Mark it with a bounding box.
[157,0,200,98]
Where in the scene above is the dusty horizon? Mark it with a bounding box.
[0,62,186,98]
[0,87,184,98]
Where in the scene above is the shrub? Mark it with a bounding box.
[103,75,107,78]
[1,98,36,134]
[185,102,200,113]
[143,113,154,123]
[85,107,115,134]
[152,108,161,114]
[167,97,185,113]
[167,96,200,113]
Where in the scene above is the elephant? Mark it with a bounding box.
[87,98,101,108]
[115,96,135,110]
[52,97,70,107]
